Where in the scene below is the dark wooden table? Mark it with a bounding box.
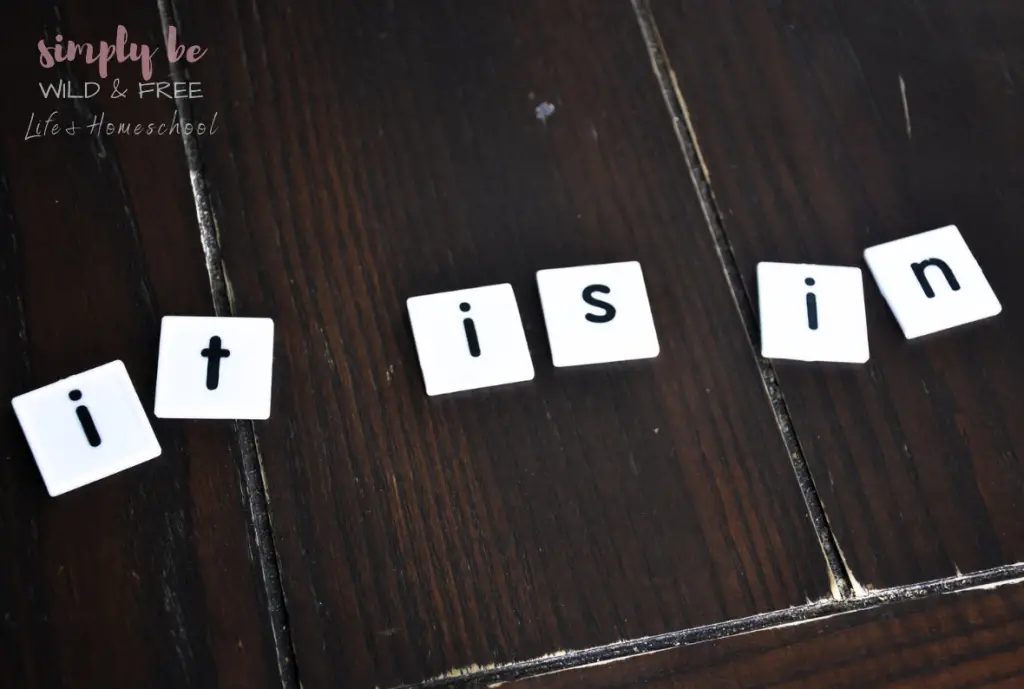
[2,1,1024,687]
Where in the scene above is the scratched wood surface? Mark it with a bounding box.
[171,0,834,685]
[509,582,1024,688]
[7,0,1024,688]
[0,3,282,688]
[649,0,1024,590]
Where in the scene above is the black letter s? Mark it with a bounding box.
[582,284,616,323]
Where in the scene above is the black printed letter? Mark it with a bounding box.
[911,258,960,298]
[201,336,231,390]
[69,389,101,447]
[460,302,481,357]
[582,284,616,323]
[805,277,819,331]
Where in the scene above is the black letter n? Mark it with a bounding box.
[911,258,960,299]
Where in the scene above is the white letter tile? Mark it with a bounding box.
[154,316,275,419]
[12,360,161,497]
[758,262,870,364]
[536,261,659,368]
[864,225,1001,339]
[407,284,534,396]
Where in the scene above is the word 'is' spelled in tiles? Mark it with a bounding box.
[406,261,660,396]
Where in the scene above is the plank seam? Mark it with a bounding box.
[629,0,854,600]
[155,2,300,687]
[406,562,1024,688]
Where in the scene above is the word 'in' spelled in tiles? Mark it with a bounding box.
[757,225,1000,363]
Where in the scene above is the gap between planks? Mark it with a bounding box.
[156,2,300,688]
[408,562,1024,688]
[630,0,856,599]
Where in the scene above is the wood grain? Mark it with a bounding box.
[0,3,282,688]
[508,583,1024,689]
[650,0,1024,590]
[172,0,834,685]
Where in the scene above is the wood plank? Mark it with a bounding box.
[508,582,1024,688]
[0,3,284,688]
[171,0,835,685]
[650,0,1024,589]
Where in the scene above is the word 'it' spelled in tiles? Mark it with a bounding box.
[11,317,276,496]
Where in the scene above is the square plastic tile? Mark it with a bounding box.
[863,225,1002,339]
[407,284,535,396]
[758,262,870,363]
[11,360,162,497]
[154,316,275,419]
[536,261,660,367]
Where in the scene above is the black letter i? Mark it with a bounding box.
[69,389,102,447]
[460,302,481,357]
[805,277,819,331]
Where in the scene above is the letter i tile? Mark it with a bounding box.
[407,284,534,396]
[757,262,870,364]
[11,360,161,497]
